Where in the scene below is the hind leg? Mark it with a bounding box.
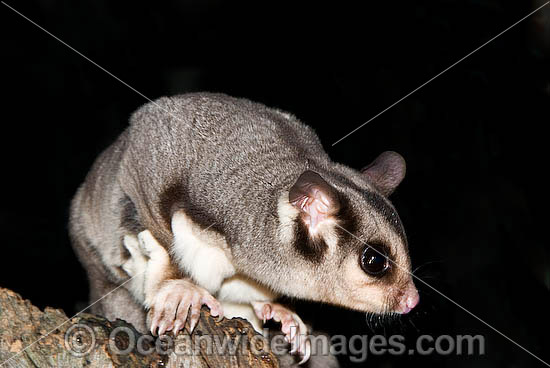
[83,258,148,333]
[71,232,148,333]
[89,277,148,333]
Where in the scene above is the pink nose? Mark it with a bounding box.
[398,289,419,314]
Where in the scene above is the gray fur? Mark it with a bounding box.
[70,92,413,344]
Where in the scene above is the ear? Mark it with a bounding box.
[289,170,340,232]
[361,151,406,196]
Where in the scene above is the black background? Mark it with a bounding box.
[1,1,549,367]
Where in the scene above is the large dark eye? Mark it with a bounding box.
[360,245,390,276]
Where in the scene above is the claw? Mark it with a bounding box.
[290,341,298,355]
[298,338,311,365]
[288,326,297,341]
[173,321,183,335]
[147,280,221,339]
[188,311,200,333]
[189,319,197,333]
[289,325,296,342]
[207,299,222,317]
[262,304,272,323]
[150,317,159,336]
[289,327,300,355]
[158,320,168,336]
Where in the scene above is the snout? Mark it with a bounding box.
[395,286,419,314]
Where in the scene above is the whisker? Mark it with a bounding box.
[409,318,420,333]
[412,259,444,275]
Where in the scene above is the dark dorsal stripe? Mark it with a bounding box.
[330,173,406,242]
[362,191,406,241]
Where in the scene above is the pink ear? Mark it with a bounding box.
[289,171,340,231]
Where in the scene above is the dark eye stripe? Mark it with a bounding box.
[293,219,328,263]
[328,173,406,242]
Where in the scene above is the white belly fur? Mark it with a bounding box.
[170,210,276,332]
[171,211,236,293]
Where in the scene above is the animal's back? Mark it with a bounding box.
[70,92,332,278]
[69,92,333,332]
[118,93,332,248]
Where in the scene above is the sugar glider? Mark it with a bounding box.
[69,93,419,363]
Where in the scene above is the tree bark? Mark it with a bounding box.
[0,288,279,367]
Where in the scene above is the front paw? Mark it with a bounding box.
[148,279,223,336]
[252,301,311,364]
